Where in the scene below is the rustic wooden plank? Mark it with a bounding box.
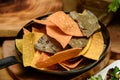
[0,0,63,37]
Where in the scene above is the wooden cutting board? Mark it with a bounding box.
[0,0,63,37]
[0,0,113,37]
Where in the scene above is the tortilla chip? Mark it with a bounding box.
[35,48,82,68]
[31,51,41,67]
[46,24,72,48]
[60,58,83,69]
[77,36,92,56]
[32,26,46,34]
[34,19,72,48]
[15,39,23,53]
[83,32,104,60]
[23,32,35,66]
[47,11,83,36]
[31,51,50,69]
[32,32,44,44]
[33,19,54,26]
[23,28,30,34]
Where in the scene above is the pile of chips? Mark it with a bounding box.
[15,10,104,71]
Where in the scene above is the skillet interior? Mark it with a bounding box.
[15,13,110,77]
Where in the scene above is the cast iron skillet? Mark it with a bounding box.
[0,13,110,77]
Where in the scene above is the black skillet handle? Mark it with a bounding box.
[0,56,19,69]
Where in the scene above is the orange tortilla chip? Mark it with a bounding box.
[23,28,30,34]
[46,24,72,48]
[33,19,54,26]
[32,26,46,34]
[31,51,41,67]
[31,51,50,68]
[83,32,104,60]
[60,58,83,69]
[35,48,82,68]
[47,11,83,36]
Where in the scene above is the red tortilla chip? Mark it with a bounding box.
[47,11,83,36]
[35,48,82,68]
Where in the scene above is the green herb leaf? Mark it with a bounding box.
[108,0,120,12]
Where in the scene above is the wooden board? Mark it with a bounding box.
[0,0,63,37]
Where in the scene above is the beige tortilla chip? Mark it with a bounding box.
[47,11,83,36]
[35,48,82,68]
[23,32,35,66]
[83,32,104,60]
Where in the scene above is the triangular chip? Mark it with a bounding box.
[35,35,63,53]
[35,48,82,68]
[47,11,83,36]
[32,26,46,34]
[31,51,41,67]
[46,24,72,48]
[83,32,104,60]
[33,19,54,26]
[70,10,100,37]
[31,51,50,68]
[23,32,35,66]
[77,36,92,56]
[60,58,83,69]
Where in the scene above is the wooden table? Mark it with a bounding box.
[0,0,120,79]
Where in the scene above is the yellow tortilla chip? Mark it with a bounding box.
[35,48,82,68]
[15,39,23,53]
[31,51,41,68]
[76,36,92,56]
[32,32,44,44]
[83,32,104,60]
[23,32,35,66]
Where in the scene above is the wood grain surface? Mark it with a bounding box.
[0,0,63,37]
